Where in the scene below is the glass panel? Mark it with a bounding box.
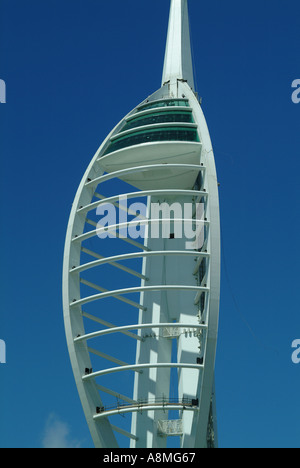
[123,111,194,131]
[138,99,189,112]
[104,127,199,155]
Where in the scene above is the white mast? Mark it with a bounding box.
[162,0,195,91]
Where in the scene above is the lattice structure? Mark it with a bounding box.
[157,419,183,437]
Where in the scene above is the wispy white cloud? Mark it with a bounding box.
[42,413,82,448]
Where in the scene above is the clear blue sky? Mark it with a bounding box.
[0,0,300,448]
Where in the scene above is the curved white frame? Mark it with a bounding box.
[63,0,220,449]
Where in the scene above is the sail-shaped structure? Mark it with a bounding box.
[63,0,220,448]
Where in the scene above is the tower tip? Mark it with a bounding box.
[162,0,195,91]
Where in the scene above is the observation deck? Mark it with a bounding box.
[99,98,202,191]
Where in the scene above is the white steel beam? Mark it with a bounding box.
[74,250,209,275]
[110,425,139,441]
[86,163,205,188]
[79,278,145,311]
[81,312,144,341]
[78,189,208,215]
[71,284,209,308]
[74,322,208,344]
[94,405,199,420]
[95,384,137,405]
[83,362,204,381]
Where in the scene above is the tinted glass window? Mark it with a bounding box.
[104,127,199,155]
[123,111,193,131]
[138,99,189,111]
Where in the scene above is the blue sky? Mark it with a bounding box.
[0,0,300,448]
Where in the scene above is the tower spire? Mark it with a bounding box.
[162,0,195,90]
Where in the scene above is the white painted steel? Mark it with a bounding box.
[63,0,220,448]
[162,0,195,90]
[83,363,204,381]
[71,250,209,275]
[74,322,208,343]
[78,189,208,214]
[94,405,199,421]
